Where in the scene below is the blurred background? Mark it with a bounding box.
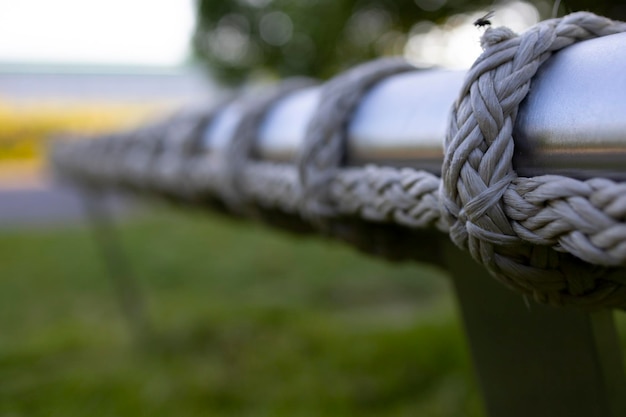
[2,1,626,416]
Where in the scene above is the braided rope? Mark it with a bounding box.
[328,166,446,231]
[441,12,626,306]
[299,58,418,218]
[150,106,224,198]
[220,78,317,210]
[50,12,626,309]
[505,176,626,266]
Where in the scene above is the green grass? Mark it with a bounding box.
[0,205,483,417]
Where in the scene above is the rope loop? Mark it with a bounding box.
[150,106,223,197]
[220,78,317,210]
[51,12,626,309]
[441,12,626,306]
[299,57,419,220]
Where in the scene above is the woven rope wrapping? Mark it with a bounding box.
[299,58,418,218]
[50,12,626,309]
[219,78,317,210]
[328,166,447,232]
[87,132,139,187]
[149,106,223,198]
[505,176,626,266]
[441,12,626,306]
[121,124,167,189]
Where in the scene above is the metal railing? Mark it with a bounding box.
[205,32,626,180]
[51,27,626,417]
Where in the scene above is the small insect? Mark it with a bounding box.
[473,10,495,28]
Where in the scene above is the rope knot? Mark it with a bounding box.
[441,12,626,305]
[480,26,517,49]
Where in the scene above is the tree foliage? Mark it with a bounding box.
[193,0,626,85]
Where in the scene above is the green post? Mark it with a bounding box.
[443,242,626,417]
[82,189,152,345]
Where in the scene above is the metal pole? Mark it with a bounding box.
[201,32,626,180]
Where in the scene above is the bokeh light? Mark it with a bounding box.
[405,1,540,69]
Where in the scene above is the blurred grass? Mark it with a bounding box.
[0,205,484,416]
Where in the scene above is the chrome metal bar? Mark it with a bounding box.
[202,32,626,180]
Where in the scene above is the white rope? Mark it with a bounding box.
[150,107,223,197]
[299,58,418,218]
[220,78,316,211]
[51,12,626,309]
[441,12,626,306]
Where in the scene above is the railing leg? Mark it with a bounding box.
[81,189,152,344]
[443,242,626,417]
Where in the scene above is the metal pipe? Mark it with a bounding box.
[203,32,626,180]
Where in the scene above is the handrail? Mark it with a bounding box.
[202,32,626,180]
[51,16,626,416]
[51,16,626,310]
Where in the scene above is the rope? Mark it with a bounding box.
[331,166,447,231]
[51,12,626,309]
[441,12,626,307]
[220,78,317,210]
[299,58,418,218]
[150,106,225,198]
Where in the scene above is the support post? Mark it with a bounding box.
[81,189,152,344]
[443,242,626,417]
